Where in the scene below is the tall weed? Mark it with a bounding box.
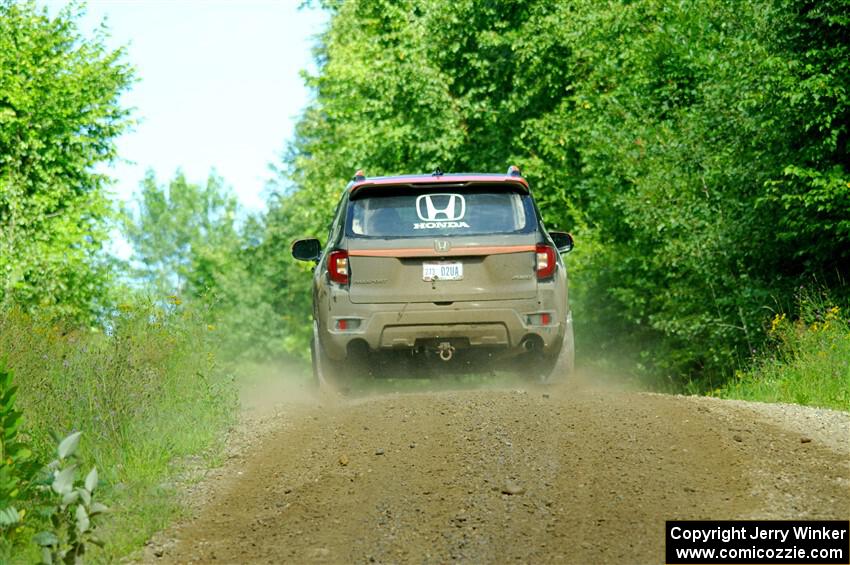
[0,300,236,561]
[717,291,850,411]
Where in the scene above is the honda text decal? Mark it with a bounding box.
[414,193,470,230]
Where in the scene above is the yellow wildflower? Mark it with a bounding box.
[769,313,786,334]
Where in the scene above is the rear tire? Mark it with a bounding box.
[539,325,575,384]
[311,323,341,391]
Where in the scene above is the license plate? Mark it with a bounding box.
[423,261,463,281]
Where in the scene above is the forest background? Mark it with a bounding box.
[1,0,848,559]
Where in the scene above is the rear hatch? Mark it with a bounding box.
[345,185,540,304]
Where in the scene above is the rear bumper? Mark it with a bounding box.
[318,289,567,361]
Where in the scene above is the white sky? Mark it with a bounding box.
[45,0,329,212]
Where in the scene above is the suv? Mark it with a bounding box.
[291,167,574,387]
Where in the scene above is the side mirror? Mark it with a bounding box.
[291,238,322,262]
[549,231,574,254]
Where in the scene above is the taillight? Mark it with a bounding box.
[527,312,553,326]
[535,244,556,280]
[327,250,349,285]
[335,318,361,331]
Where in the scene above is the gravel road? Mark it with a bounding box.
[146,377,849,564]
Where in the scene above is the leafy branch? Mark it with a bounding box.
[34,432,108,565]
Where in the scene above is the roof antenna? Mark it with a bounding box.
[432,167,443,177]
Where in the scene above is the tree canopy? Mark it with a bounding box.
[0,0,134,322]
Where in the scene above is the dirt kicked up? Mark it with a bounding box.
[146,375,850,564]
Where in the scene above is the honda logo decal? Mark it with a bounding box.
[416,193,466,222]
[414,194,470,230]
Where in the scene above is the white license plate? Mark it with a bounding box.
[423,261,463,281]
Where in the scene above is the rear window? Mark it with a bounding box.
[346,189,537,238]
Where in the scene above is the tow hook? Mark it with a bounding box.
[437,341,455,361]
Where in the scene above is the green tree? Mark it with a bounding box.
[0,1,134,322]
[123,170,240,295]
[123,171,286,359]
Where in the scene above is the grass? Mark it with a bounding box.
[715,294,850,411]
[0,300,237,562]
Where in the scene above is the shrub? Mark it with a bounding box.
[33,432,108,564]
[717,292,850,410]
[0,299,236,561]
[0,365,38,535]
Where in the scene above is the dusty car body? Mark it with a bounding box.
[292,167,574,386]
